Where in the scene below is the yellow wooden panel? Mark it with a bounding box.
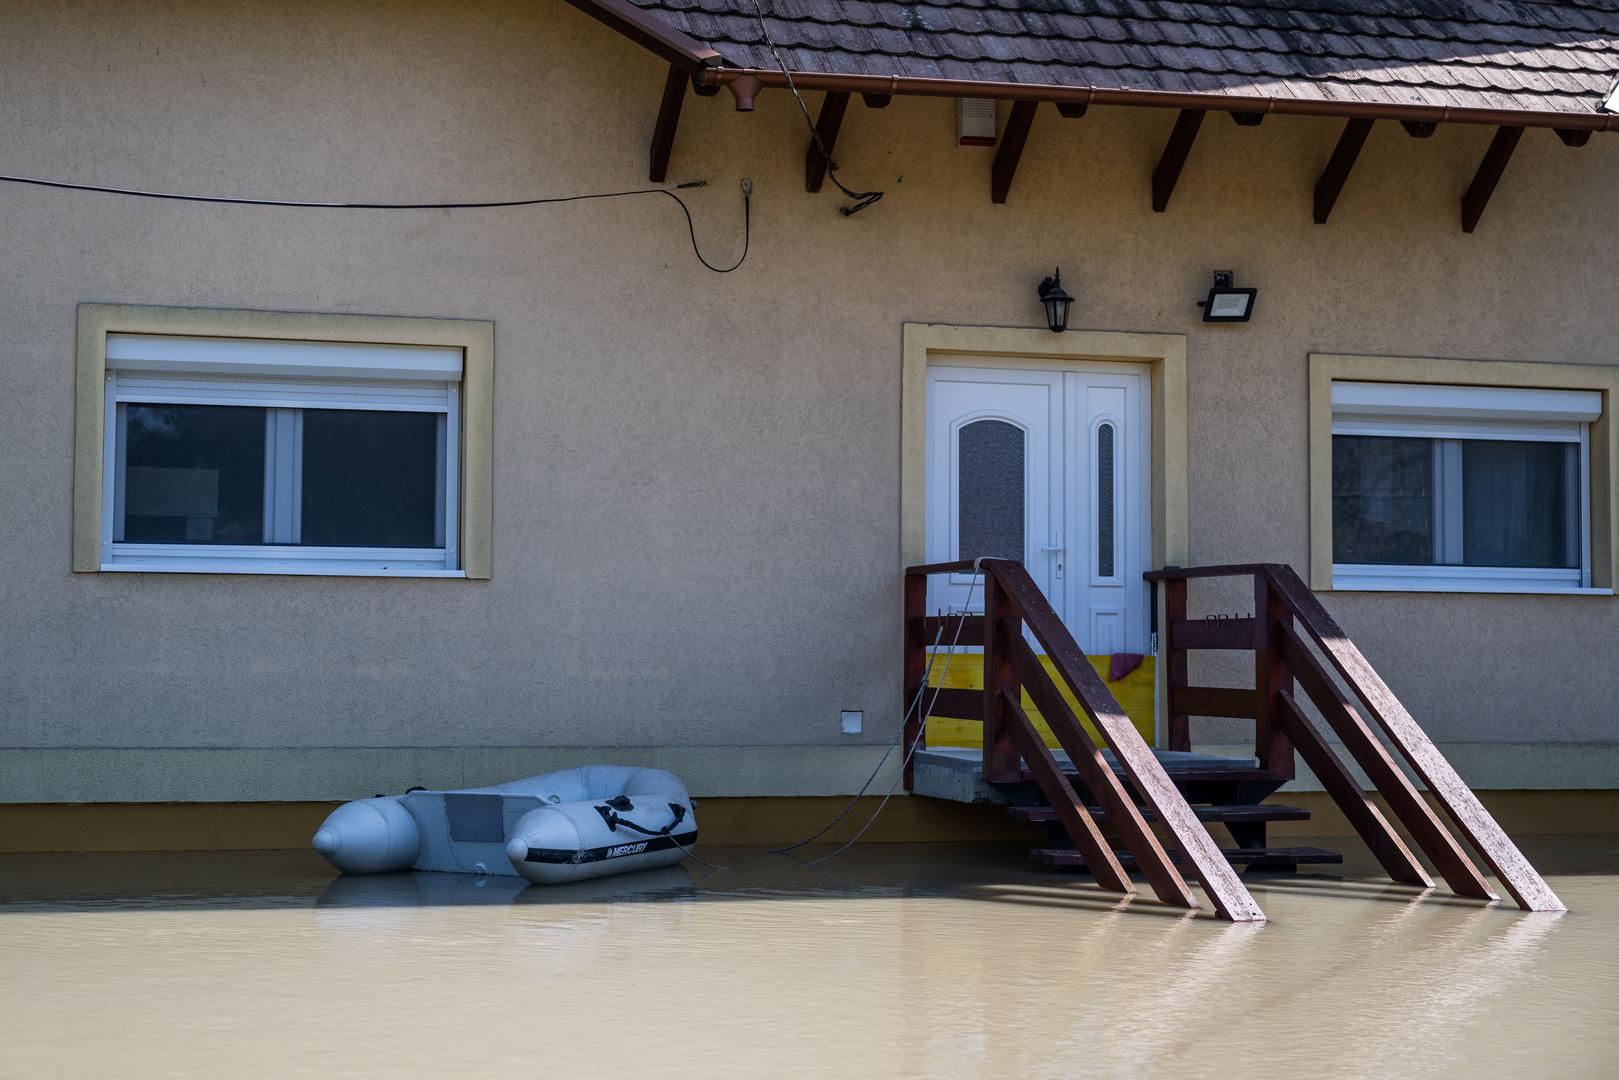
[923,654,1156,749]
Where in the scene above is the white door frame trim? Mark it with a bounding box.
[901,323,1189,749]
[901,323,1189,572]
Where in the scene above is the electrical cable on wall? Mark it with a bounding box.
[746,0,883,216]
[0,173,750,273]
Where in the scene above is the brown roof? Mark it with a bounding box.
[603,0,1619,120]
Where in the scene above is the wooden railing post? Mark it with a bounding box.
[981,564,1023,784]
[1164,576,1190,751]
[902,570,927,792]
[1141,561,1562,912]
[1253,571,1295,779]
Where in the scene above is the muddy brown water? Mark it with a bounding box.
[2,839,1616,1079]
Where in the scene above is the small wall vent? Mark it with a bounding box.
[958,98,997,146]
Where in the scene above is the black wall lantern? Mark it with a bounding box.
[1198,270,1257,322]
[1037,268,1073,332]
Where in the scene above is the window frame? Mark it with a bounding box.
[1330,380,1594,592]
[74,305,494,579]
[1309,355,1615,596]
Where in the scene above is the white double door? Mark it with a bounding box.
[925,363,1150,655]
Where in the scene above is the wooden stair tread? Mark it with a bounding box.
[1010,761,1275,786]
[1030,845,1343,869]
[1007,802,1311,824]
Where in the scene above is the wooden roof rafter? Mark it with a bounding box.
[1461,126,1527,234]
[566,0,1619,229]
[1313,117,1376,225]
[990,101,1039,205]
[1151,109,1206,213]
[648,63,688,183]
[804,91,849,193]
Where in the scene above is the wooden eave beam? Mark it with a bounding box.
[1460,125,1524,233]
[990,100,1039,204]
[804,90,850,193]
[648,62,687,183]
[1151,109,1205,212]
[1313,117,1375,225]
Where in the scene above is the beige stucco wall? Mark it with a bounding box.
[2,0,1617,800]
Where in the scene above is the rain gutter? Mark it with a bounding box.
[698,67,1619,132]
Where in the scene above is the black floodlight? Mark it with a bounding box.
[1037,268,1073,333]
[1199,270,1257,323]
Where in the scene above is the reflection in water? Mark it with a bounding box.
[0,841,1614,1080]
[314,866,696,909]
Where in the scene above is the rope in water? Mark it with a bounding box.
[775,560,987,867]
[668,620,951,875]
[664,560,985,874]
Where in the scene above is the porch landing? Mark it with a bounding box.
[912,746,1266,806]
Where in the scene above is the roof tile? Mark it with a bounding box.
[624,1,1619,115]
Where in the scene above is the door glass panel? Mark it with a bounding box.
[1332,434,1434,564]
[121,404,266,544]
[1461,440,1579,569]
[301,410,441,547]
[957,419,1025,562]
[1097,422,1115,577]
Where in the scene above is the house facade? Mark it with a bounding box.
[3,0,1618,847]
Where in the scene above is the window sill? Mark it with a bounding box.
[100,563,466,578]
[1331,571,1609,596]
[99,544,463,578]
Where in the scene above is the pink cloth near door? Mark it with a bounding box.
[1108,652,1145,682]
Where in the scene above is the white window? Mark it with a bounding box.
[1330,381,1600,593]
[99,334,464,576]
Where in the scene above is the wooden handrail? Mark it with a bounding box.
[1147,560,1565,913]
[1144,563,1273,581]
[1276,619,1495,900]
[1263,564,1564,911]
[904,558,979,576]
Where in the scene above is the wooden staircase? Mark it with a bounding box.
[902,559,1565,921]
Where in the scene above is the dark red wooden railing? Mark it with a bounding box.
[902,558,1564,915]
[904,558,1265,922]
[1146,563,1564,912]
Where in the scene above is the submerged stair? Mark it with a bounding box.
[1030,846,1341,870]
[902,559,1566,921]
[1005,803,1312,825]
[917,745,1336,875]
[1006,766,1326,872]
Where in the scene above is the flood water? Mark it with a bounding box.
[3,839,1617,1079]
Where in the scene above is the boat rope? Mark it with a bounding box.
[769,621,946,855]
[664,824,732,873]
[774,560,986,865]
